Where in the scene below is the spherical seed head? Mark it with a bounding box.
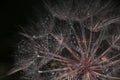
[9,0,120,80]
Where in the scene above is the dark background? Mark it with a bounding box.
[0,0,44,80]
[0,0,120,80]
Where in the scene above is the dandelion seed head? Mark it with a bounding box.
[8,0,120,80]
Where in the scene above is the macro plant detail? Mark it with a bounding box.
[8,0,120,80]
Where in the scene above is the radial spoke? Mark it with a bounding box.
[80,24,87,50]
[50,33,81,61]
[69,23,84,54]
[47,52,76,64]
[42,0,55,16]
[19,33,34,40]
[37,54,75,64]
[7,60,35,75]
[98,17,120,28]
[64,45,81,61]
[87,30,92,55]
[52,57,75,64]
[107,66,120,75]
[50,33,64,45]
[105,59,120,67]
[38,47,77,65]
[99,53,120,64]
[93,71,120,80]
[98,46,112,60]
[91,30,105,60]
[56,68,82,80]
[93,0,111,17]
[98,35,120,60]
[108,53,120,62]
[83,72,91,80]
[38,67,69,73]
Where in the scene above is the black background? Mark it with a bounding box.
[0,0,43,80]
